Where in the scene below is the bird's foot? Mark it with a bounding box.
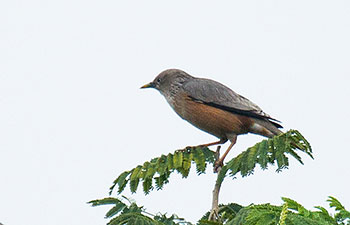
[181,145,202,151]
[186,145,197,149]
[213,146,223,173]
[176,146,195,152]
[213,159,223,173]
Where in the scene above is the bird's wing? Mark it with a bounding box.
[182,78,282,127]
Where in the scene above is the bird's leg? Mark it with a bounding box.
[178,138,227,152]
[182,138,227,151]
[214,136,237,173]
[199,138,228,147]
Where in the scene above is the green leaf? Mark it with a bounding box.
[156,155,168,176]
[155,172,170,190]
[246,144,259,175]
[130,166,142,193]
[278,202,288,225]
[108,130,312,197]
[202,147,216,164]
[142,178,153,195]
[198,220,223,225]
[257,140,269,169]
[109,171,131,195]
[144,163,156,180]
[182,151,193,171]
[282,197,309,216]
[88,197,122,207]
[177,152,192,178]
[166,154,174,171]
[314,206,336,224]
[173,151,183,169]
[328,196,346,211]
[328,196,350,223]
[193,147,206,174]
[108,212,162,225]
[219,130,313,185]
[105,202,127,218]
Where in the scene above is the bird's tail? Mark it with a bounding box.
[250,119,283,138]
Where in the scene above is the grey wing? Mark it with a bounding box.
[182,78,282,125]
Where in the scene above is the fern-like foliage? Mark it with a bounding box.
[89,196,349,225]
[109,147,216,195]
[327,196,350,224]
[91,129,319,224]
[88,196,192,225]
[225,196,349,225]
[110,130,312,196]
[216,130,312,185]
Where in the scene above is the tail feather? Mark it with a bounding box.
[250,119,283,138]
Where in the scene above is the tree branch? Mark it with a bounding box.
[209,146,222,221]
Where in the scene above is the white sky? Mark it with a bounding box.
[1,1,350,225]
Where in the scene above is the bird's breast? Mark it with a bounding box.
[172,93,253,139]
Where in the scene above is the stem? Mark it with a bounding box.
[209,146,223,221]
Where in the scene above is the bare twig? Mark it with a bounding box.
[209,146,223,221]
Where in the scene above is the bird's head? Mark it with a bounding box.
[141,69,193,96]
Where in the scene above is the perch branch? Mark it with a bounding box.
[209,146,223,221]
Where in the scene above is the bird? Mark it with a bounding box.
[141,69,282,171]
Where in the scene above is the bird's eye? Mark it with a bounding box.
[157,78,161,83]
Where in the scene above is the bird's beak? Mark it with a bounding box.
[140,82,154,89]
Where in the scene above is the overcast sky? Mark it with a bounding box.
[1,1,350,225]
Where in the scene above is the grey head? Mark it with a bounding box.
[141,69,194,101]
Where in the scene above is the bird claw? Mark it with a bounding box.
[176,146,195,152]
[213,159,223,173]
